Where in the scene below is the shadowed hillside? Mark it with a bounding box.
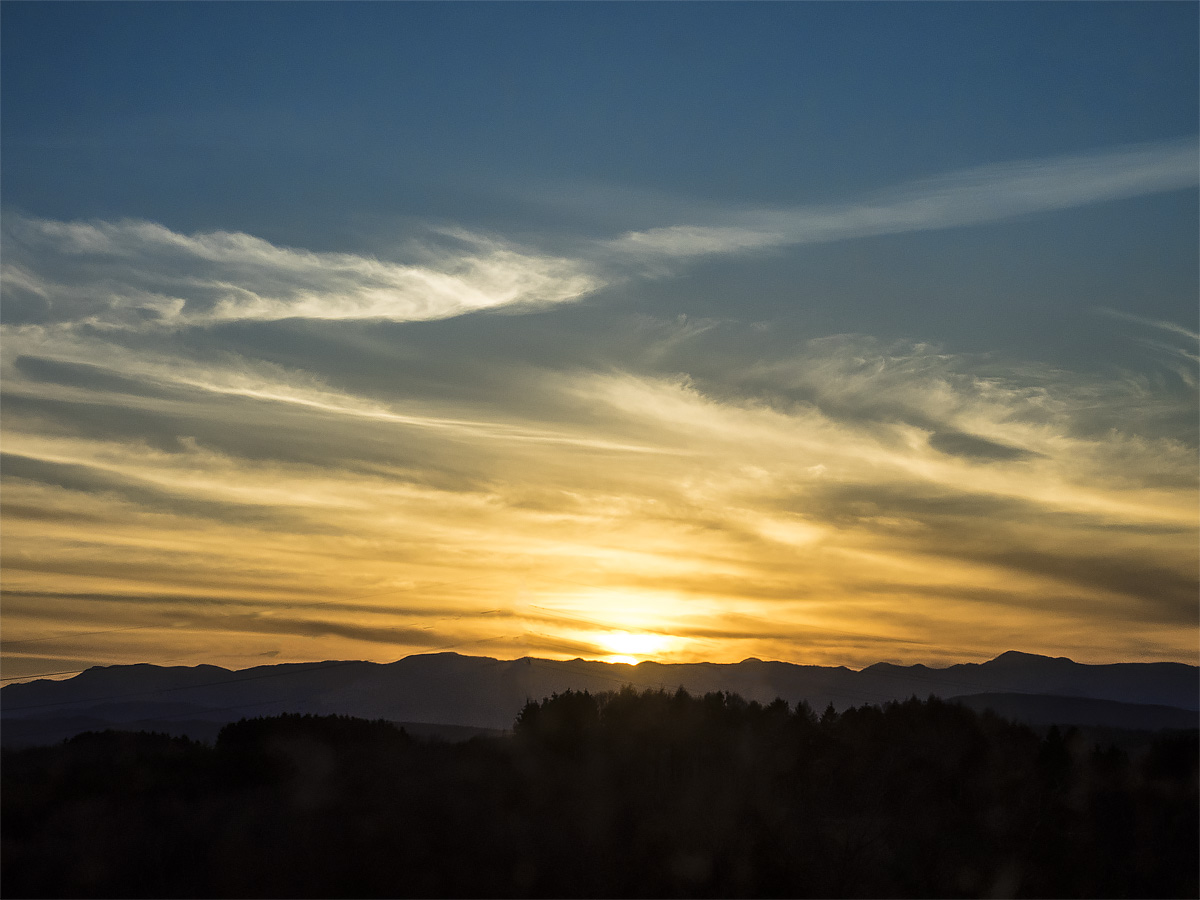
[3,689,1196,898]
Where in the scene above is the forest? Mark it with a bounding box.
[2,688,1196,898]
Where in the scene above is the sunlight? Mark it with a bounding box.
[598,630,672,663]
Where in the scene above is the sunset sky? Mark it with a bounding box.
[2,3,1197,682]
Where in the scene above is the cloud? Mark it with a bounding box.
[0,450,346,532]
[2,140,1197,671]
[1095,307,1200,387]
[1,215,599,328]
[6,319,1193,669]
[927,429,1041,462]
[5,140,1195,336]
[1097,307,1200,344]
[610,137,1199,259]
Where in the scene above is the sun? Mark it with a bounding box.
[598,630,671,665]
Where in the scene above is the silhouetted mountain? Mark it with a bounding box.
[3,650,1195,746]
[0,712,506,749]
[949,692,1198,731]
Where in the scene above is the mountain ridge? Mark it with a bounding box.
[3,650,1195,746]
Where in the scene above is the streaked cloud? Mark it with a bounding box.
[7,140,1196,334]
[1095,307,1200,389]
[610,138,1199,259]
[3,312,1195,674]
[1097,307,1200,344]
[2,140,1196,678]
[1,215,599,328]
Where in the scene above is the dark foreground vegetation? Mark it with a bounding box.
[3,689,1196,898]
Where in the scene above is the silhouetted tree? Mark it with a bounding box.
[3,692,1195,898]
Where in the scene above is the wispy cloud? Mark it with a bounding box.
[5,140,1194,333]
[610,138,1199,259]
[1095,306,1200,388]
[1097,307,1200,344]
[1,216,599,329]
[3,316,1195,670]
[2,141,1196,674]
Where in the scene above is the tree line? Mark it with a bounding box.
[3,687,1196,898]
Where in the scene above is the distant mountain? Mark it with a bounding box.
[0,713,505,749]
[949,692,1198,732]
[859,650,1198,710]
[2,650,1195,746]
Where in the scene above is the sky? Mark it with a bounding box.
[1,2,1197,682]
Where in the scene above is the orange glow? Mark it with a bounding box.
[596,630,674,664]
[1,323,1196,683]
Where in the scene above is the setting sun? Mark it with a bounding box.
[1,2,1195,691]
[598,630,673,665]
[1,5,1195,896]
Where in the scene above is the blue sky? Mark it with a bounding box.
[5,3,1196,360]
[1,3,1197,678]
[5,4,1195,222]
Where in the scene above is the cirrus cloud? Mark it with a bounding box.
[611,137,1199,259]
[1,139,1195,678]
[1,215,600,329]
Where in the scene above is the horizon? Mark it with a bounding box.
[5,646,1196,690]
[2,4,1197,683]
